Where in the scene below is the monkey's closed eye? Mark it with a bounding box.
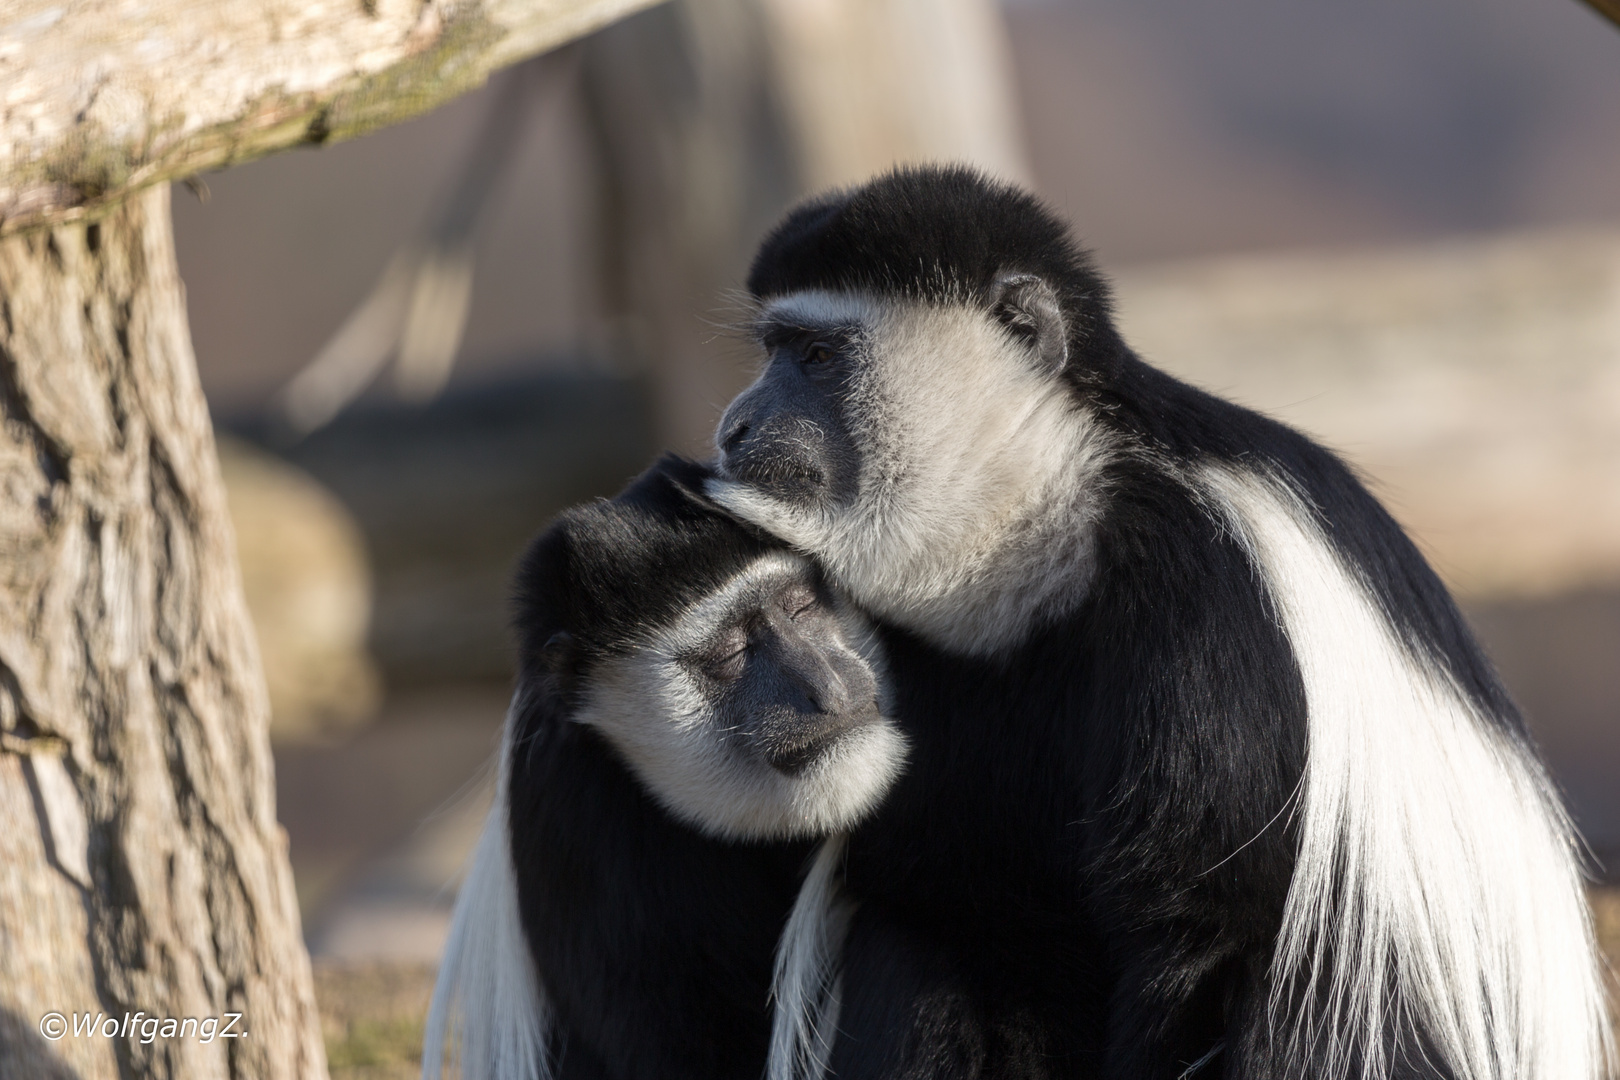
[701,627,750,681]
[780,584,818,619]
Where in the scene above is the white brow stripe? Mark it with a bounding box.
[647,552,813,658]
[760,291,881,330]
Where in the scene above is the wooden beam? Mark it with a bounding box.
[0,0,663,236]
[1578,0,1620,27]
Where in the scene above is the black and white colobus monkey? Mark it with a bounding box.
[422,455,906,1080]
[712,168,1612,1080]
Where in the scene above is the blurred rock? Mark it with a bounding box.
[220,436,382,743]
[1115,229,1620,601]
[235,371,657,688]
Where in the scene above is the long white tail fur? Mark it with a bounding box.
[422,701,551,1080]
[1202,464,1612,1079]
[767,834,856,1080]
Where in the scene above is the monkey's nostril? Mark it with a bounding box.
[721,422,750,454]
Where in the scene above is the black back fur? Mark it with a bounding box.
[744,168,1543,1079]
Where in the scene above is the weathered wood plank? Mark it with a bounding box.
[1579,0,1620,29]
[0,0,661,235]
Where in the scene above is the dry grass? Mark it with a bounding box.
[311,888,1620,1074]
[1594,886,1620,1043]
[315,960,437,1080]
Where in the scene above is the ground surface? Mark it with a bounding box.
[1595,887,1620,1036]
[315,889,1620,1078]
[316,961,437,1080]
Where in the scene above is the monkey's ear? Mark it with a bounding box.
[990,273,1067,374]
[538,631,578,686]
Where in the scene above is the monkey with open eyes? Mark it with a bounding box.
[422,455,906,1080]
[714,167,1611,1080]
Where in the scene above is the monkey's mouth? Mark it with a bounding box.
[753,711,869,776]
[720,450,827,503]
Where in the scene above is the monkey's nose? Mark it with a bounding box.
[721,421,750,455]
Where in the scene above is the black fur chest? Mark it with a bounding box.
[834,470,1311,1074]
[843,626,1111,1060]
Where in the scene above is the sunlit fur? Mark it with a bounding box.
[422,697,550,1080]
[767,835,855,1080]
[718,290,1611,1078]
[711,166,1615,1079]
[712,292,1114,658]
[573,552,908,842]
[1200,464,1612,1080]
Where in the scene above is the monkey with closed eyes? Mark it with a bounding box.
[422,454,907,1080]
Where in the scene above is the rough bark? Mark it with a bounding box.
[0,0,661,236]
[0,185,323,1078]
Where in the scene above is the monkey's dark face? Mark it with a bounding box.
[711,288,1112,656]
[572,552,907,842]
[716,320,864,509]
[693,561,877,775]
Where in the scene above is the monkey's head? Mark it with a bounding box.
[711,166,1125,655]
[513,455,906,841]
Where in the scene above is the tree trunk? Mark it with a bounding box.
[0,185,325,1079]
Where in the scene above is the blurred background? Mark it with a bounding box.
[168,0,1620,1067]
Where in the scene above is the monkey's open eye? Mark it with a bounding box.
[802,342,836,366]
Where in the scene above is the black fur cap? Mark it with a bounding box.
[511,454,778,684]
[746,165,1125,366]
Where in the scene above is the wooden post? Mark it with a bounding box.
[0,0,662,1074]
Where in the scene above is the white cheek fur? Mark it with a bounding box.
[574,663,907,843]
[714,292,1115,657]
